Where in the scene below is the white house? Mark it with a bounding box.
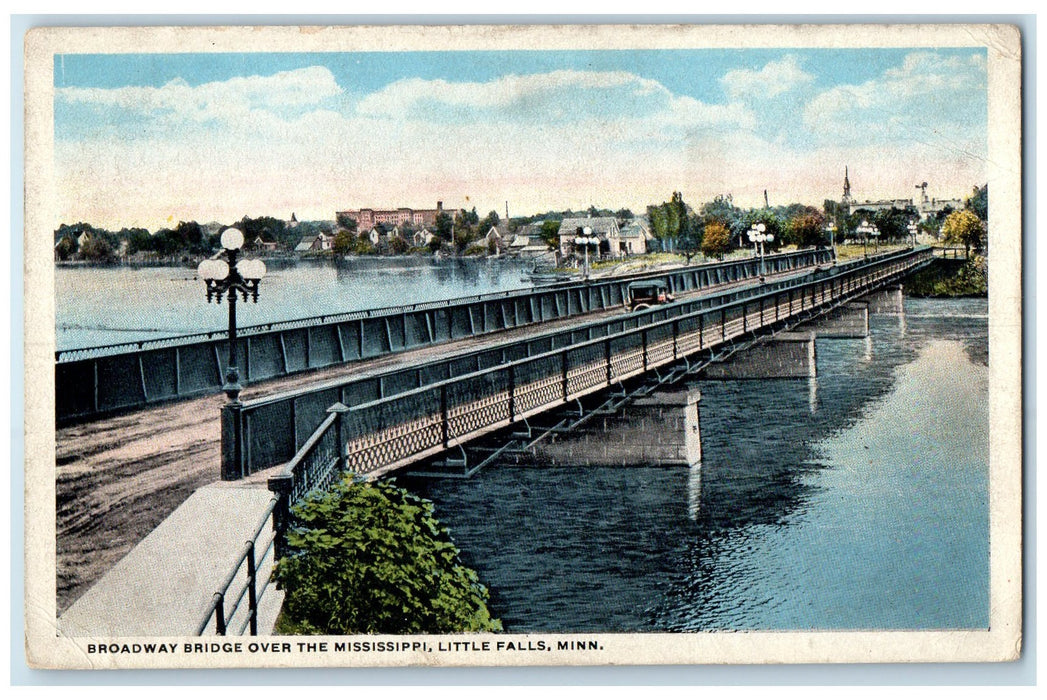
[557,216,623,259]
[412,228,436,247]
[618,219,651,256]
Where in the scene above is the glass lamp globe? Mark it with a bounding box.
[237,258,267,281]
[221,227,245,251]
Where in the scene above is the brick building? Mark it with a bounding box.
[336,201,461,231]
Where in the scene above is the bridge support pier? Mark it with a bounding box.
[862,284,904,314]
[701,332,816,380]
[799,302,870,338]
[523,387,702,467]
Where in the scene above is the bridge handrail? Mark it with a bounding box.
[55,248,830,362]
[196,409,342,637]
[196,496,279,636]
[239,246,920,413]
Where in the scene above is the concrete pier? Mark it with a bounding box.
[524,388,702,467]
[863,284,905,314]
[702,332,816,380]
[801,302,870,338]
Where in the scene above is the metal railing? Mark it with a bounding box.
[196,497,280,636]
[198,247,928,634]
[56,249,831,424]
[934,246,968,259]
[197,402,352,636]
[223,253,841,477]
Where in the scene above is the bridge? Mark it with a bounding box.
[55,246,931,639]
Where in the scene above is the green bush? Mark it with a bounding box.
[906,257,987,297]
[274,478,502,635]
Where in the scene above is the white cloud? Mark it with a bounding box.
[802,51,987,147]
[57,66,343,124]
[721,55,814,102]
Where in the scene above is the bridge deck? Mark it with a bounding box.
[55,264,810,614]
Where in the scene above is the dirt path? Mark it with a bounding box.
[54,266,809,614]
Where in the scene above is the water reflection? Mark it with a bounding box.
[686,461,703,521]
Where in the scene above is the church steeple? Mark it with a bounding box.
[842,166,852,202]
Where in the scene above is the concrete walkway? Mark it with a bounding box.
[58,479,283,637]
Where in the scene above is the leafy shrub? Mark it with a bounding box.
[906,256,987,297]
[275,478,502,635]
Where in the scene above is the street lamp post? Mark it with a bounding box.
[197,227,268,403]
[856,220,875,258]
[198,228,267,481]
[747,223,774,283]
[825,221,838,260]
[574,226,600,281]
[907,219,918,248]
[196,228,265,397]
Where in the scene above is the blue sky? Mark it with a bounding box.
[53,47,987,230]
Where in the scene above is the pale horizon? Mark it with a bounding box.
[53,48,987,232]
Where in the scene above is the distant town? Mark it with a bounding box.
[53,171,988,267]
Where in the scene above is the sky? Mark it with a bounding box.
[52,47,988,231]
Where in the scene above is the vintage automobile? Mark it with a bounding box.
[625,280,675,312]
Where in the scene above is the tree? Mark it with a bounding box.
[942,209,986,258]
[433,212,454,243]
[121,228,153,255]
[701,221,731,260]
[175,220,206,253]
[871,206,914,242]
[78,236,117,262]
[477,210,500,236]
[646,191,693,251]
[387,235,410,255]
[275,478,502,635]
[785,209,826,248]
[336,212,359,233]
[967,184,988,221]
[332,229,356,256]
[54,236,77,261]
[539,220,562,250]
[739,210,784,252]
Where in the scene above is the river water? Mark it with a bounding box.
[406,296,990,632]
[55,257,534,350]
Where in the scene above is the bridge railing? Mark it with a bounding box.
[934,246,968,260]
[225,247,929,480]
[196,497,279,637]
[224,249,880,478]
[56,249,831,424]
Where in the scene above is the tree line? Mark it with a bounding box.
[53,216,328,262]
[55,183,987,264]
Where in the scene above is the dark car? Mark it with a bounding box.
[625,281,674,312]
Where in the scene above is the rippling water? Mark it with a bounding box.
[406,296,989,632]
[55,256,534,350]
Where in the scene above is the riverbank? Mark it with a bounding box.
[906,256,988,297]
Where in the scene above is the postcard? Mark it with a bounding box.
[23,23,1022,669]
